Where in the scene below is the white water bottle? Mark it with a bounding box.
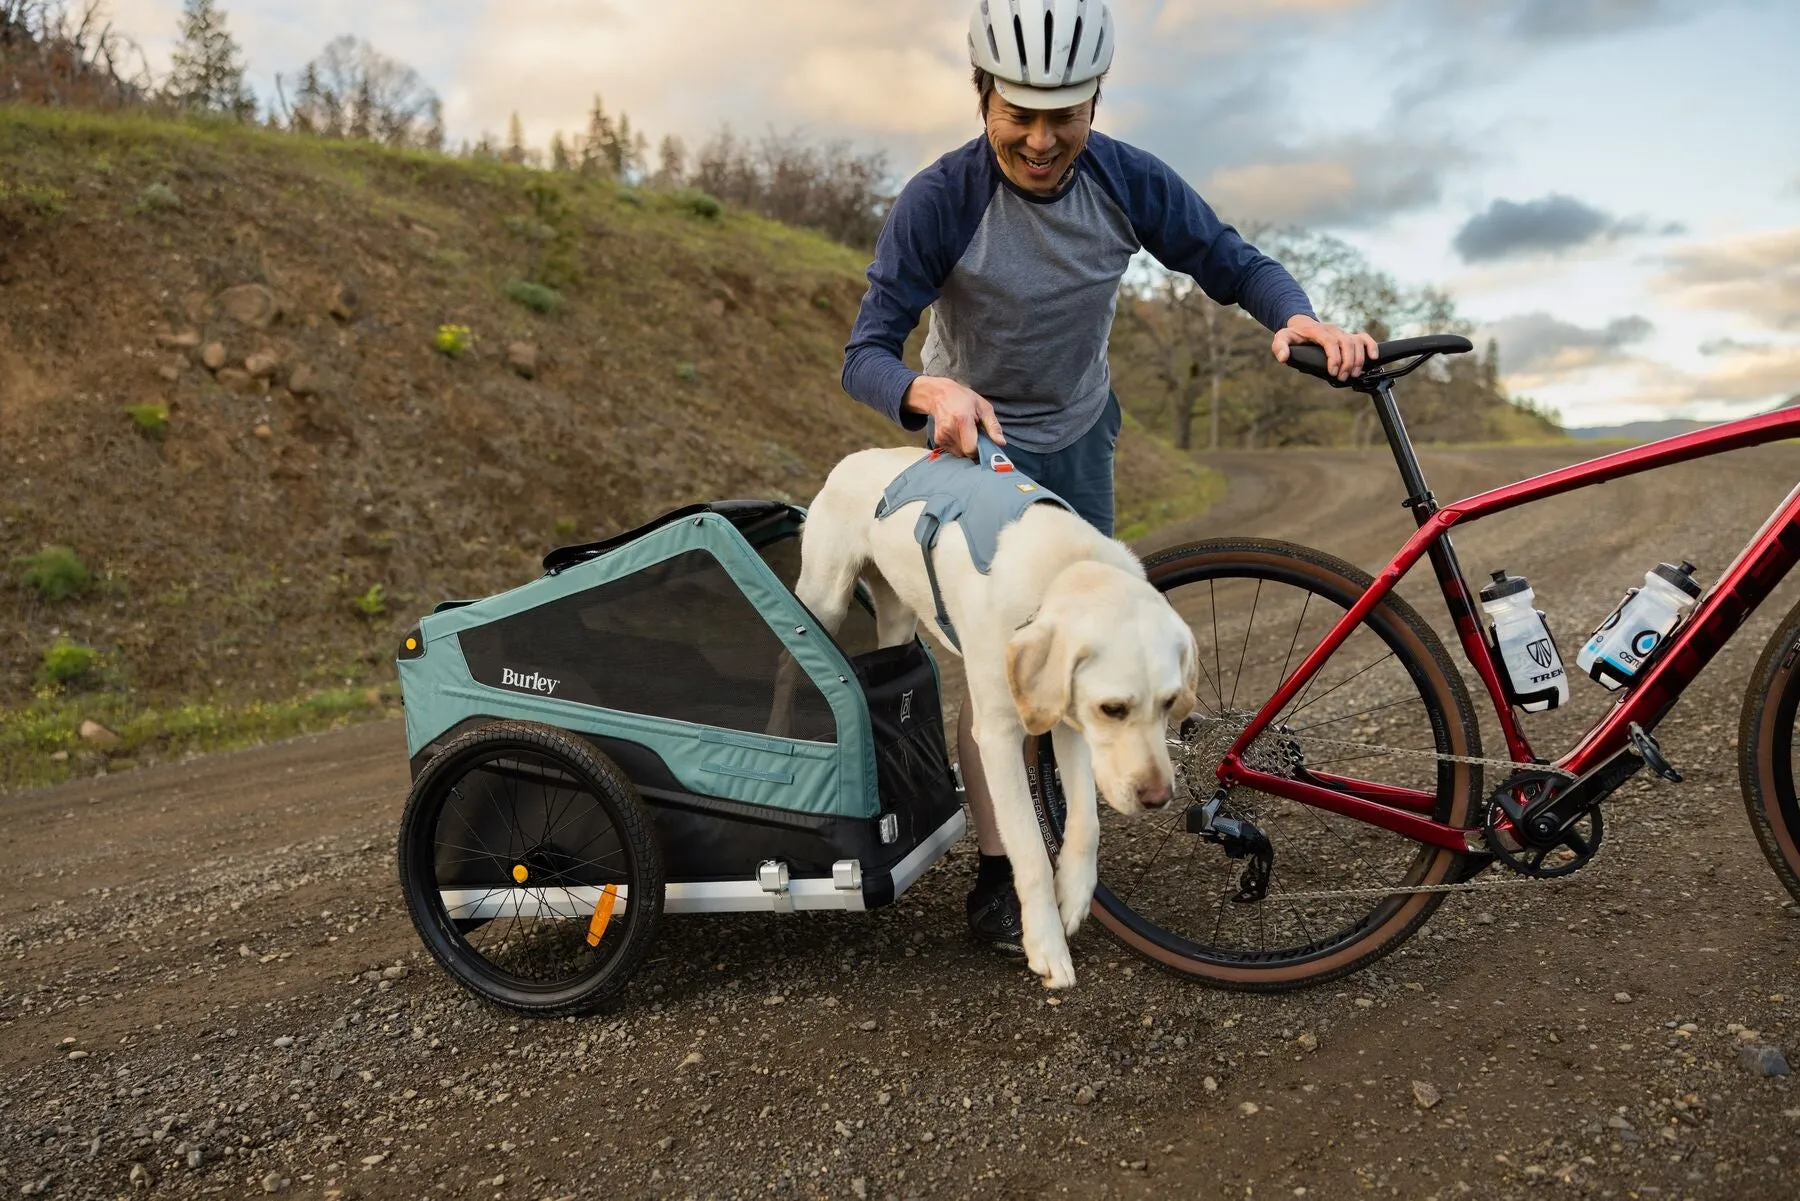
[1576,561,1701,689]
[1480,570,1568,713]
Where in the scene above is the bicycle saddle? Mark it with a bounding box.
[1285,334,1474,391]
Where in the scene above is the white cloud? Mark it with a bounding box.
[1655,226,1800,332]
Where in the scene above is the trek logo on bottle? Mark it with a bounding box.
[500,667,560,695]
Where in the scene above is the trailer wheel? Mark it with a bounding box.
[398,721,664,1016]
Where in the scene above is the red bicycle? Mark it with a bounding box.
[1029,334,1800,990]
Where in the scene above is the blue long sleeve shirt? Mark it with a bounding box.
[842,131,1315,453]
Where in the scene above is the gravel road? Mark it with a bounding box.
[4,444,1798,1201]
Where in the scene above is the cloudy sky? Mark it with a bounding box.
[109,0,1800,427]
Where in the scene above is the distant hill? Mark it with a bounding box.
[1565,419,1714,442]
[0,105,1220,715]
[1568,395,1800,443]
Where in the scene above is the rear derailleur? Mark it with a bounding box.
[1186,789,1274,904]
[1480,723,1680,879]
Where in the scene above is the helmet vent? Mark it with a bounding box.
[1012,14,1029,80]
[1065,15,1083,80]
[1091,22,1106,64]
[986,21,1000,61]
[1043,10,1054,75]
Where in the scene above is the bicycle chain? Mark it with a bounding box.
[1172,715,1586,900]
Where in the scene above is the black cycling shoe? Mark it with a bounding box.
[965,884,1027,958]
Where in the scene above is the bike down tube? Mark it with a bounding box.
[1222,510,1459,769]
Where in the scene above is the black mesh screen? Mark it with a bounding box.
[459,549,837,741]
[755,533,881,659]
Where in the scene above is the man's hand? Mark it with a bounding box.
[902,375,1006,460]
[1271,314,1381,382]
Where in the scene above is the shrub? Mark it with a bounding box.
[38,639,99,688]
[133,182,181,214]
[353,583,387,620]
[17,546,92,601]
[553,515,579,537]
[123,403,169,437]
[0,182,67,218]
[674,188,724,221]
[504,280,564,315]
[433,324,474,358]
[675,362,699,382]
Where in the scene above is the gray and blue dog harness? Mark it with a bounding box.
[874,433,1074,652]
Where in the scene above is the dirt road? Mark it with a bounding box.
[4,444,1798,1201]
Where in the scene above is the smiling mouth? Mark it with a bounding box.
[1020,153,1057,173]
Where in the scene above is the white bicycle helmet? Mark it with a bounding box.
[969,0,1115,110]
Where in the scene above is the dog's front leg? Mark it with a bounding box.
[972,702,1076,989]
[1049,724,1098,939]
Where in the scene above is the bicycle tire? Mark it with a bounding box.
[1736,598,1800,904]
[1031,537,1482,991]
[397,721,664,1016]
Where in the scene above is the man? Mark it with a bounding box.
[840,0,1378,954]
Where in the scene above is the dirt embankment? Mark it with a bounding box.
[0,106,1216,788]
[2,443,1796,1200]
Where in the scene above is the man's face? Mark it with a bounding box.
[984,97,1094,195]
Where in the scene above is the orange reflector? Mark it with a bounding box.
[405,637,418,651]
[585,884,619,947]
[511,864,528,884]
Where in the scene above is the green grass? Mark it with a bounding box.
[38,638,100,688]
[0,683,401,794]
[1116,462,1226,544]
[504,279,564,314]
[123,402,169,436]
[16,544,92,601]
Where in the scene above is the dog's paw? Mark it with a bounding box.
[1055,862,1096,938]
[1027,937,1078,990]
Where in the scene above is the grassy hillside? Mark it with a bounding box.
[0,106,1220,790]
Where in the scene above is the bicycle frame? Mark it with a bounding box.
[1219,389,1800,853]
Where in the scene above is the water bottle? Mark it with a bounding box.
[1576,561,1702,690]
[1479,571,1568,712]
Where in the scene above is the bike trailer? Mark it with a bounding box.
[394,499,965,998]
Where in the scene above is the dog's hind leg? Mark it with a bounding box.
[860,562,918,650]
[1049,724,1099,939]
[968,667,1076,989]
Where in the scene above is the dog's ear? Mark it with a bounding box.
[1006,615,1084,735]
[1174,623,1201,721]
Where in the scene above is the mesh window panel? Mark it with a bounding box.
[458,549,837,741]
[756,534,881,658]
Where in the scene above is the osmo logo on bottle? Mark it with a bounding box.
[500,668,560,695]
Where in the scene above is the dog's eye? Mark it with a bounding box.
[1161,695,1177,711]
[1100,702,1129,720]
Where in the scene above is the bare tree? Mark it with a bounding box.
[690,125,892,249]
[284,35,440,149]
[1118,273,1266,450]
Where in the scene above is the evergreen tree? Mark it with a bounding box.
[504,112,527,165]
[550,131,572,172]
[165,0,255,117]
[579,95,615,177]
[652,134,686,188]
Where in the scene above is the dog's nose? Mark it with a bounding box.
[1137,780,1173,809]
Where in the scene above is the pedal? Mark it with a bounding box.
[1628,723,1682,783]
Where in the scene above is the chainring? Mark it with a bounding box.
[1480,770,1604,879]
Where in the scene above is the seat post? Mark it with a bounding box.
[1371,379,1434,517]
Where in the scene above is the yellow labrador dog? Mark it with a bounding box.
[790,446,1198,989]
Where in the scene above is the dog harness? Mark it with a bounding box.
[873,434,1074,652]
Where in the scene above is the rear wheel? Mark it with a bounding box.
[1031,538,1482,991]
[398,721,664,1016]
[1735,600,1800,903]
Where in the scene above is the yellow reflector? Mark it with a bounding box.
[585,884,620,946]
[511,864,528,884]
[405,637,418,651]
